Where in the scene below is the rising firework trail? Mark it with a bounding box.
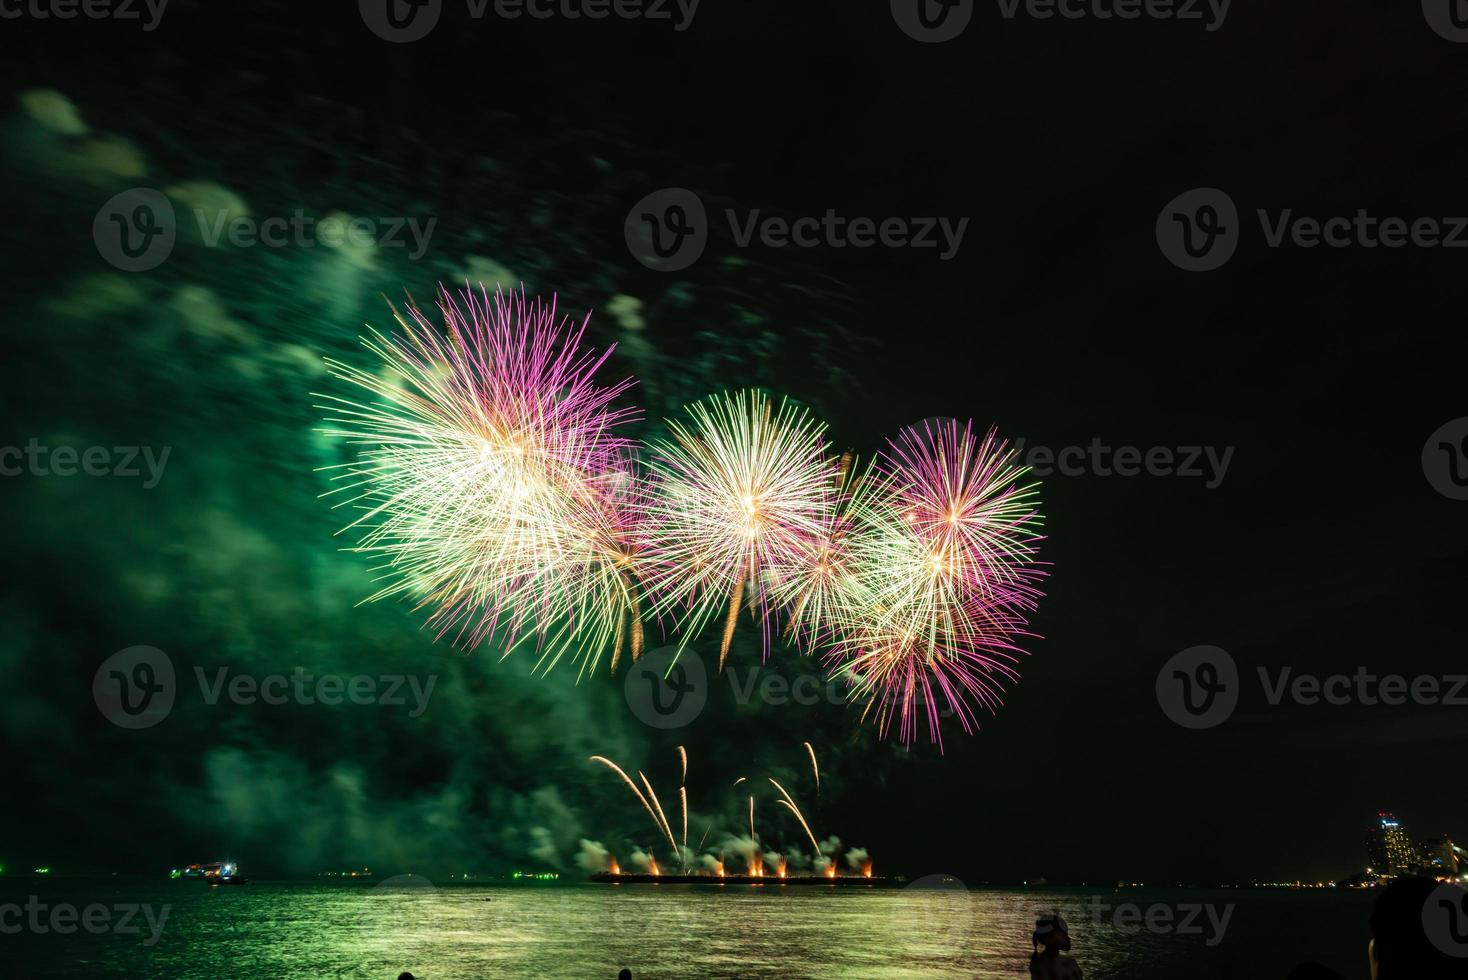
[768,778,822,854]
[589,756,678,855]
[803,741,820,794]
[637,771,679,860]
[677,745,687,783]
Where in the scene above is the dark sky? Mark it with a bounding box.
[1,0,1465,887]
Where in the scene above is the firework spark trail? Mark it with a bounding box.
[638,771,679,856]
[317,284,646,677]
[677,745,687,783]
[680,786,688,851]
[803,741,820,794]
[590,756,678,855]
[732,776,746,787]
[822,420,1045,747]
[749,795,755,841]
[768,778,822,854]
[638,390,838,670]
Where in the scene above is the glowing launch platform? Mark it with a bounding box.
[588,872,901,886]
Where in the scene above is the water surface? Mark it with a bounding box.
[0,878,1374,978]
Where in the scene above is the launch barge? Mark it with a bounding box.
[588,872,901,887]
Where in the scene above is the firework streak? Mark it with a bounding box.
[319,284,1046,745]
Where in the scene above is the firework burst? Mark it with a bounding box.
[317,284,645,676]
[825,420,1045,747]
[637,389,838,669]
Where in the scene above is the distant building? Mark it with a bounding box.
[1365,813,1420,875]
[1365,826,1388,873]
[1419,835,1458,875]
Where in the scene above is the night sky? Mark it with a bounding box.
[2,1,1465,889]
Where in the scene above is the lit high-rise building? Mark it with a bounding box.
[1365,813,1420,875]
[1419,835,1458,875]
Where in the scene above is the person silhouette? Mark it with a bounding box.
[1030,913,1082,979]
[1368,877,1468,979]
[617,971,632,980]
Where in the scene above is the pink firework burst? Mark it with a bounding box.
[825,419,1046,748]
[318,283,645,675]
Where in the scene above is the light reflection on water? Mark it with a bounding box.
[0,879,1372,979]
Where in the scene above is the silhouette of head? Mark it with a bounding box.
[617,971,632,980]
[1033,913,1072,953]
[1369,877,1468,979]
